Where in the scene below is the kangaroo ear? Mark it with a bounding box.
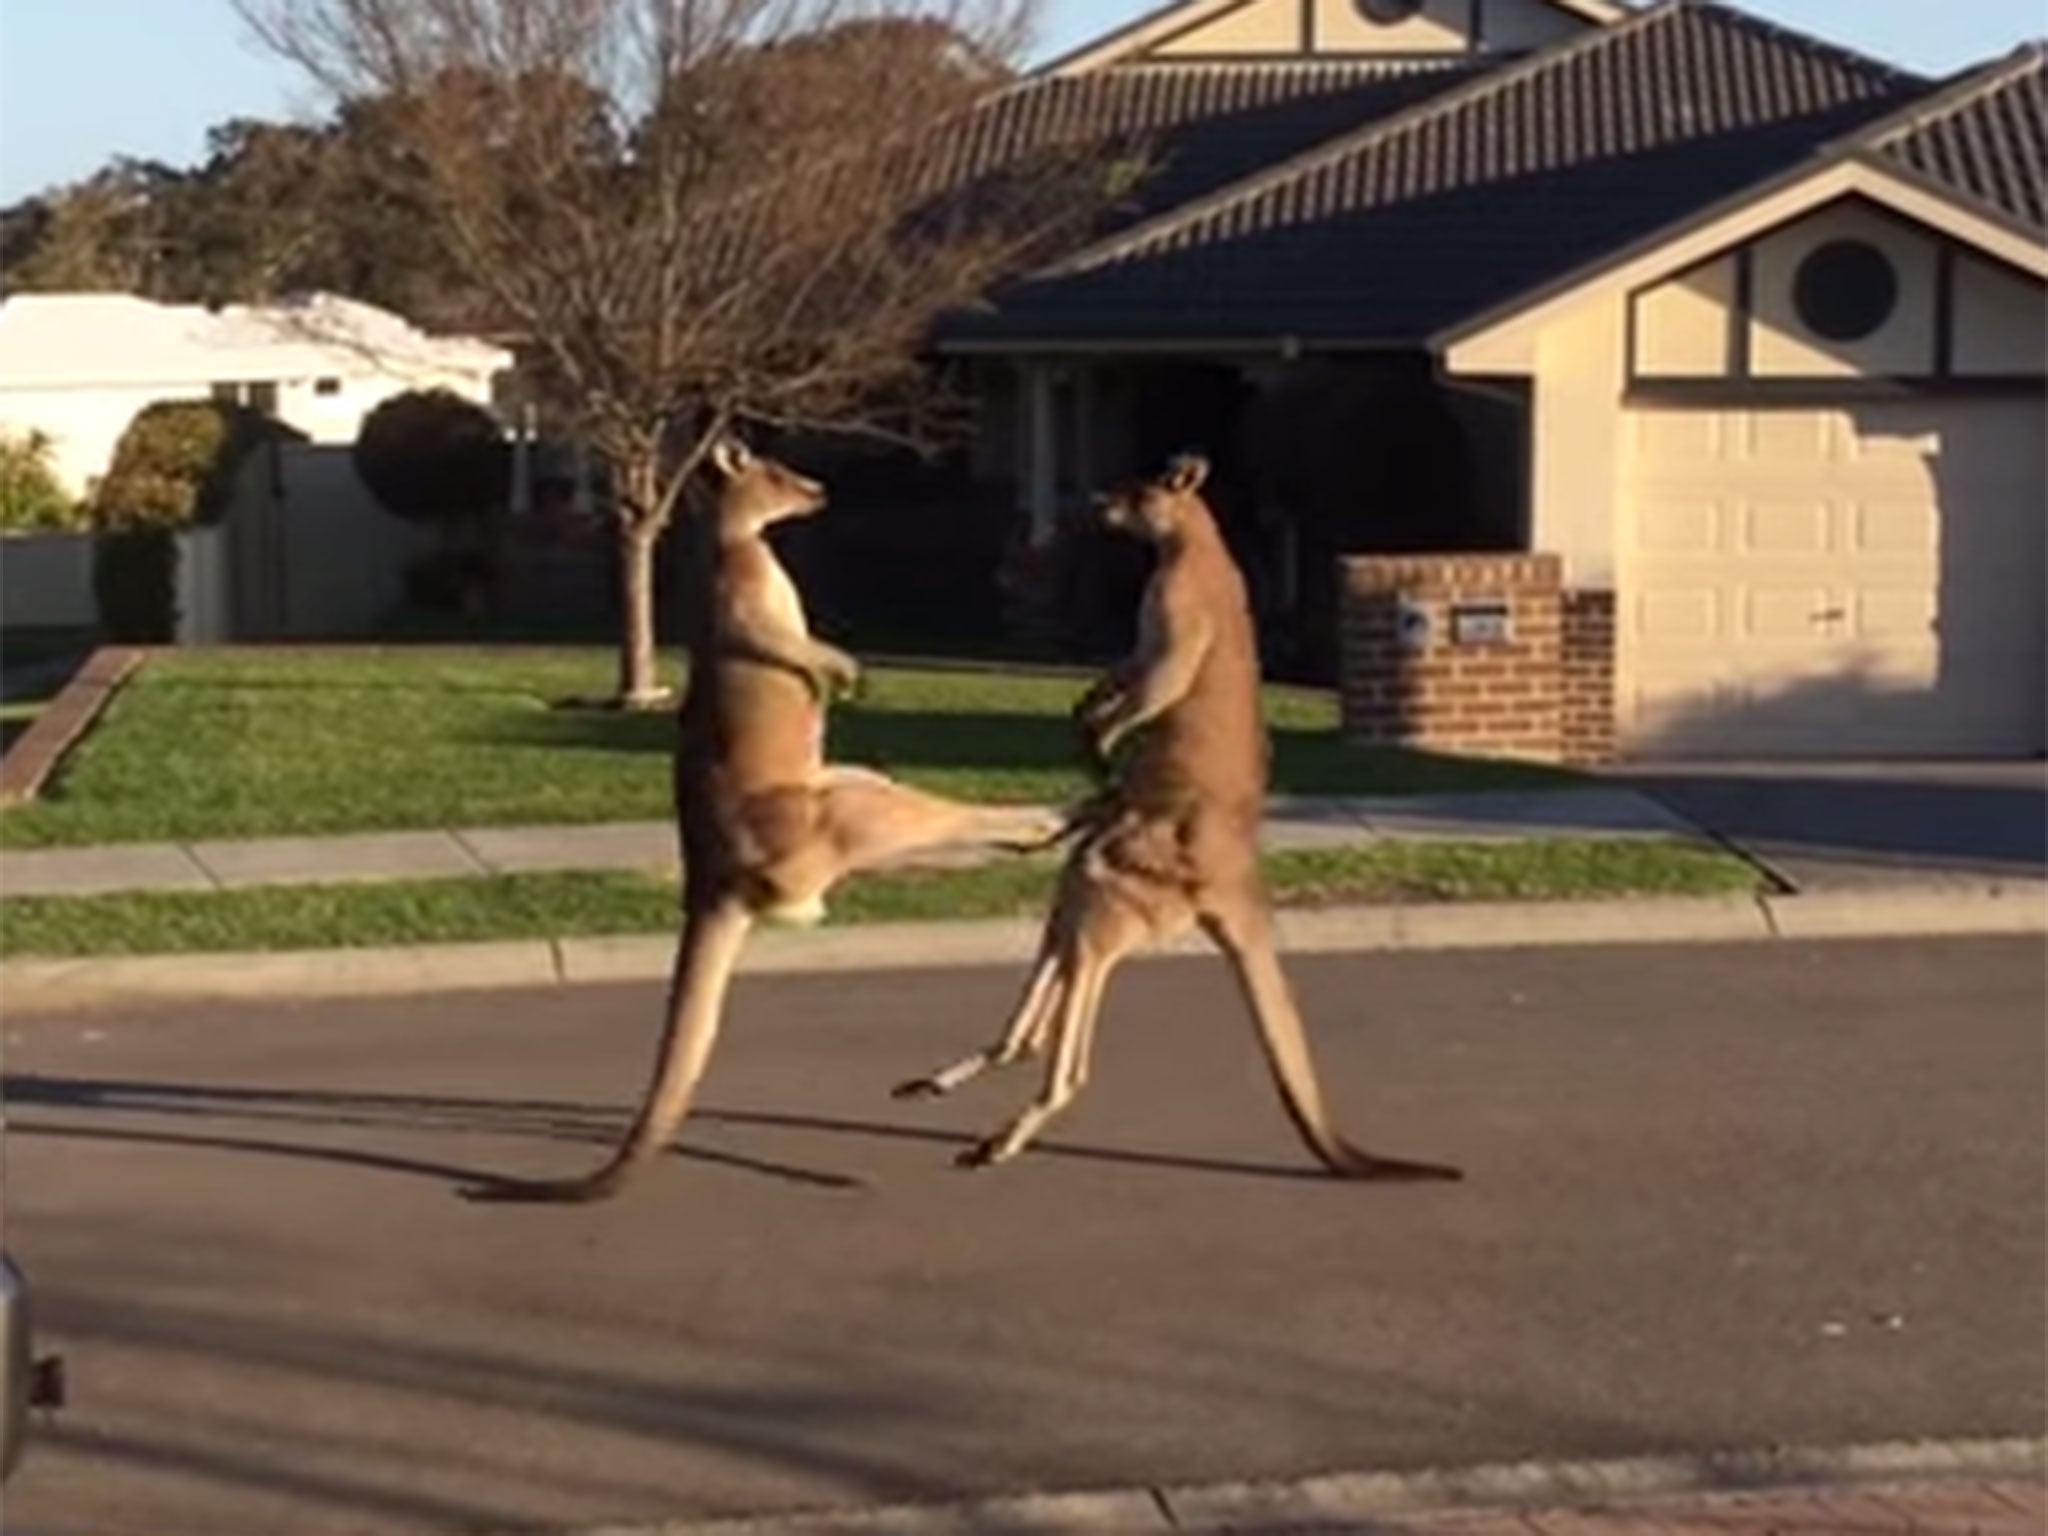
[1165,452,1210,494]
[708,435,753,479]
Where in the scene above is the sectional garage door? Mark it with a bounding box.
[1620,399,2046,757]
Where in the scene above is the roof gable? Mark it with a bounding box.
[1042,0,1627,76]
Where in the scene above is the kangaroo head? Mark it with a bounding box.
[706,434,826,535]
[1096,451,1210,543]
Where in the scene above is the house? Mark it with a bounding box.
[931,0,2047,760]
[0,291,513,499]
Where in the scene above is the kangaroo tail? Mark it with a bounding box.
[462,900,756,1203]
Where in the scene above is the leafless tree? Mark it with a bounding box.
[236,0,1114,705]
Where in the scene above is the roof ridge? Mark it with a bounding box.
[1668,0,1923,95]
[1041,0,1927,279]
[1857,40,2046,150]
[1039,0,1689,277]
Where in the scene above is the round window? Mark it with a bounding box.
[1355,0,1426,22]
[1792,239,1899,343]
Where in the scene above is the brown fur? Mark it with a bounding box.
[895,454,1462,1181]
[466,437,1064,1203]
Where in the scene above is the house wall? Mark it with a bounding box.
[1155,0,1303,55]
[0,382,214,499]
[1954,253,2048,375]
[1482,0,1592,49]
[1528,298,1627,586]
[0,366,498,501]
[1631,255,1736,376]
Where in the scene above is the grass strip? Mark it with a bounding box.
[0,839,1759,958]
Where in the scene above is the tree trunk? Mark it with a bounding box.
[616,520,667,708]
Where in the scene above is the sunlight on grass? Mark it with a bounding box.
[0,648,1577,849]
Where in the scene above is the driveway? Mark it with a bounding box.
[1614,761,2048,887]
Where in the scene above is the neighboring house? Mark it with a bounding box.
[931,0,2047,759]
[0,291,514,499]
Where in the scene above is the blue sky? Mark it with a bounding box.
[1,1,2041,202]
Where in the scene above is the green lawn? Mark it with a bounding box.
[0,839,1760,958]
[0,648,1578,849]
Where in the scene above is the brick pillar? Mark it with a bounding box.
[1339,554,1565,762]
[1561,589,1617,765]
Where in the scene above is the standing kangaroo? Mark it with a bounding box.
[896,453,1461,1181]
[467,436,1063,1203]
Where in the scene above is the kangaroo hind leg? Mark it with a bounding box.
[1200,889,1461,1183]
[462,899,756,1203]
[893,929,1066,1100]
[955,892,1147,1169]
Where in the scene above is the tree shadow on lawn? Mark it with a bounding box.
[474,703,1543,796]
[481,703,1090,778]
[4,1075,1338,1190]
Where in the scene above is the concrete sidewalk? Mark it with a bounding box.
[0,787,1704,898]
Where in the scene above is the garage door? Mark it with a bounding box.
[1622,398,2046,757]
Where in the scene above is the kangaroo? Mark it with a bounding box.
[895,453,1461,1181]
[466,435,1064,1203]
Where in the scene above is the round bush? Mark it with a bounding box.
[352,389,510,527]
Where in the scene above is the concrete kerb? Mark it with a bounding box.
[546,1437,2044,1536]
[5,881,2042,1013]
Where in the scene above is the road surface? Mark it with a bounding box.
[2,938,2041,1536]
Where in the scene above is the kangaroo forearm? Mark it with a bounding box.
[720,623,848,687]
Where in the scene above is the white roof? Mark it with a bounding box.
[0,291,514,390]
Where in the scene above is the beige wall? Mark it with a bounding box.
[1750,201,1938,377]
[1954,253,2048,376]
[1631,255,1736,377]
[1527,298,1627,586]
[1154,0,1303,55]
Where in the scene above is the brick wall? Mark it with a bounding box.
[1561,589,1617,766]
[1338,554,1614,765]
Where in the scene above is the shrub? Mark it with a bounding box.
[88,399,281,640]
[90,399,277,532]
[354,389,510,616]
[92,529,181,643]
[352,388,509,527]
[0,428,85,532]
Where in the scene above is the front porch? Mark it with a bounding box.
[971,348,1532,682]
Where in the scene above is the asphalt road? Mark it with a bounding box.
[2,938,2041,1536]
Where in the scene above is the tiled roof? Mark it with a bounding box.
[941,1,1928,345]
[924,58,1499,239]
[1866,44,2048,231]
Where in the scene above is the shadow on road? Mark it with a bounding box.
[3,1074,1334,1190]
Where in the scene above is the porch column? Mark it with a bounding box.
[1021,359,1057,548]
[1071,365,1095,500]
